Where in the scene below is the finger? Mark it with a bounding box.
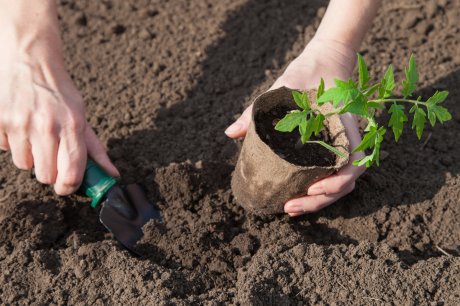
[308,113,365,195]
[8,134,33,170]
[54,131,87,196]
[285,181,356,215]
[307,163,365,195]
[0,133,9,151]
[85,126,120,177]
[30,134,58,184]
[225,104,253,138]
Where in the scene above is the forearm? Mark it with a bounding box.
[0,0,62,61]
[314,0,381,53]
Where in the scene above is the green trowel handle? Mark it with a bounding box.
[80,159,118,208]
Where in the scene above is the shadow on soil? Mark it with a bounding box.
[109,0,457,263]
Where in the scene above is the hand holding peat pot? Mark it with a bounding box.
[226,0,385,215]
[0,0,119,194]
[228,53,452,216]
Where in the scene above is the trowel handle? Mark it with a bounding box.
[80,159,118,208]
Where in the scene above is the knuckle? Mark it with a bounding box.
[54,186,72,196]
[60,174,82,189]
[12,114,31,132]
[14,161,33,171]
[36,173,56,185]
[37,118,58,135]
[63,113,86,134]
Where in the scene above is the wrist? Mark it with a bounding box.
[297,38,357,78]
[0,1,63,63]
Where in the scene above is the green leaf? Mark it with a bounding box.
[275,111,307,132]
[358,54,370,89]
[378,65,395,98]
[317,78,325,99]
[364,117,377,132]
[352,126,386,167]
[340,92,369,116]
[307,141,347,158]
[317,79,359,107]
[402,54,419,98]
[388,103,408,141]
[352,125,378,153]
[292,91,310,111]
[411,106,426,139]
[425,90,451,126]
[299,116,315,143]
[312,113,325,136]
[426,90,449,104]
[364,83,380,97]
[367,101,385,109]
[353,155,374,167]
[427,104,452,126]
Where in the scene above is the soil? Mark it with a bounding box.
[255,105,335,167]
[1,0,459,305]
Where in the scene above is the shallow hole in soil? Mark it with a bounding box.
[255,105,336,167]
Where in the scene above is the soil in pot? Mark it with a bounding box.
[255,105,336,167]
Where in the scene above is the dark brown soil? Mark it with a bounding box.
[1,0,459,305]
[255,105,335,167]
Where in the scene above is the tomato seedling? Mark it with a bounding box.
[275,54,451,167]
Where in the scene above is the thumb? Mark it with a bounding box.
[225,104,252,139]
[85,126,120,177]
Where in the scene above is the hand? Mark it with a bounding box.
[225,38,366,216]
[0,19,119,195]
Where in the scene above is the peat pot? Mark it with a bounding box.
[231,87,350,215]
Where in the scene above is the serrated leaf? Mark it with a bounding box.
[352,126,386,167]
[340,92,369,116]
[292,91,310,111]
[299,116,315,143]
[427,104,452,126]
[312,113,325,136]
[317,79,358,107]
[411,106,426,139]
[378,65,395,98]
[358,54,370,90]
[352,126,378,153]
[426,90,449,105]
[388,103,407,141]
[424,90,451,126]
[317,78,325,99]
[275,111,307,132]
[402,54,419,98]
[308,141,347,158]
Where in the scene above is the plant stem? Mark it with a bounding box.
[370,98,427,105]
[321,98,427,118]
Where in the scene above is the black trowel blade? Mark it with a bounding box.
[99,184,161,251]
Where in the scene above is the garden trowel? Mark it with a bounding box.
[80,160,161,253]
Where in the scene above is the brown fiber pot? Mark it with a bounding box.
[231,86,350,215]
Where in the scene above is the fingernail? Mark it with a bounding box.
[308,184,324,195]
[284,201,304,214]
[225,122,242,135]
